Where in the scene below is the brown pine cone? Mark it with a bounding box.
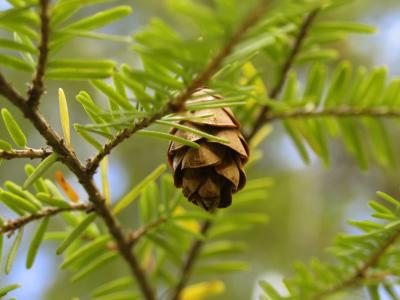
[167,89,249,211]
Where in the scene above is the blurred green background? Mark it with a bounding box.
[1,1,400,299]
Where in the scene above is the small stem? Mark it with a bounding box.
[168,1,270,112]
[0,148,52,160]
[86,113,161,174]
[0,203,94,235]
[28,0,50,107]
[246,8,320,141]
[170,220,213,300]
[0,73,26,108]
[311,229,400,300]
[127,216,167,247]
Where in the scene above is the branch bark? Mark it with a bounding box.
[0,73,26,108]
[0,148,52,160]
[0,203,94,235]
[126,216,167,247]
[28,0,50,107]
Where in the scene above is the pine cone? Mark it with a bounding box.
[167,89,249,211]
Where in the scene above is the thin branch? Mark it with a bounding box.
[311,229,400,300]
[127,216,167,247]
[86,113,162,174]
[104,217,168,250]
[0,73,26,108]
[0,147,52,160]
[0,203,94,235]
[27,0,50,107]
[168,1,270,112]
[265,107,400,122]
[170,220,213,300]
[84,217,167,251]
[246,8,320,141]
[86,0,270,174]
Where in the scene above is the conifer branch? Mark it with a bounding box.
[1,1,271,294]
[265,107,400,121]
[167,0,270,112]
[2,2,387,300]
[28,0,50,107]
[0,148,52,160]
[311,228,400,300]
[247,8,320,141]
[0,3,156,299]
[86,0,270,174]
[0,203,94,235]
[0,99,157,300]
[86,113,162,174]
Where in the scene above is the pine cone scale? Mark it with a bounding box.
[170,122,248,160]
[198,176,220,198]
[181,142,224,169]
[190,108,239,127]
[212,128,249,160]
[182,169,203,197]
[215,155,240,190]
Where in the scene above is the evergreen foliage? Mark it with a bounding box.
[0,0,399,299]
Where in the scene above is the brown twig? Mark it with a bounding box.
[0,203,94,235]
[86,0,270,174]
[106,217,168,250]
[85,217,167,251]
[246,8,320,141]
[0,73,26,108]
[311,229,400,300]
[86,113,162,174]
[127,216,167,247]
[265,107,400,122]
[27,0,50,107]
[170,220,213,300]
[0,148,52,160]
[167,1,270,112]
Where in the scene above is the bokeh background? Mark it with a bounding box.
[1,0,400,299]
